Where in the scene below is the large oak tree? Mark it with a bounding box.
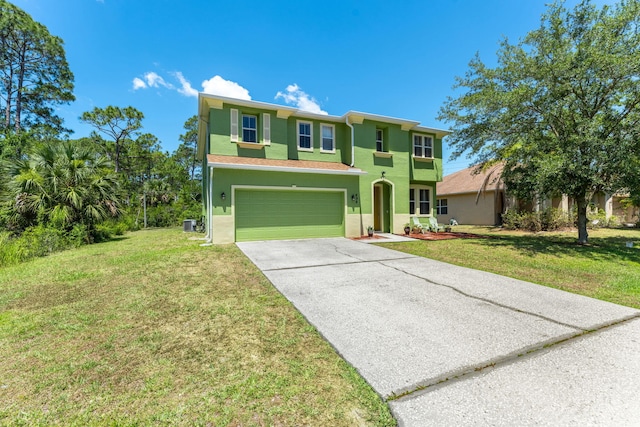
[438,0,640,244]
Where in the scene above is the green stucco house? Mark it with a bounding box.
[197,93,449,243]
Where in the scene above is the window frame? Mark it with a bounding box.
[436,198,448,215]
[242,114,258,143]
[320,123,335,153]
[409,185,433,216]
[413,134,433,158]
[297,120,313,151]
[376,128,385,152]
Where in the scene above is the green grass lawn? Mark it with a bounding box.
[0,228,395,426]
[381,226,640,309]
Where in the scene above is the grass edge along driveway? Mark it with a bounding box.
[381,226,640,310]
[0,228,395,426]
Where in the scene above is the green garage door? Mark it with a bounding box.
[235,189,344,242]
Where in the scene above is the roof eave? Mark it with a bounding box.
[343,111,451,137]
[413,126,451,139]
[437,189,499,196]
[198,93,342,120]
[207,160,367,176]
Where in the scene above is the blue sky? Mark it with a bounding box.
[15,0,604,174]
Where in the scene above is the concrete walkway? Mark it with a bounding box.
[237,238,640,426]
[355,232,417,244]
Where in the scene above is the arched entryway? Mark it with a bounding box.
[373,180,393,233]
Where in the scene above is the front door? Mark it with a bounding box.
[374,184,383,231]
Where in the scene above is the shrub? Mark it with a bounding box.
[0,225,68,267]
[540,207,573,230]
[501,210,522,230]
[92,224,115,243]
[67,223,89,247]
[0,223,121,267]
[587,208,607,229]
[522,212,543,232]
[502,208,573,232]
[606,215,622,228]
[0,232,15,266]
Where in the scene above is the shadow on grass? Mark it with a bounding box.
[457,233,640,263]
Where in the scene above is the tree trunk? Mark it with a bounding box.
[576,197,589,244]
[114,139,121,173]
[14,43,27,132]
[4,63,14,129]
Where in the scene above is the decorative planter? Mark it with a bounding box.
[404,226,411,235]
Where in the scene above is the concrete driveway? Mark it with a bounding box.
[237,238,640,426]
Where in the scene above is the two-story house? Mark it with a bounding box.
[197,93,449,243]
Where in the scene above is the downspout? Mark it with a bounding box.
[201,115,214,246]
[346,114,362,236]
[346,115,355,167]
[206,165,213,244]
[203,167,210,241]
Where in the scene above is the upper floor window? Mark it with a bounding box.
[376,129,384,152]
[298,121,312,150]
[437,198,448,215]
[242,115,257,143]
[321,124,335,152]
[413,134,433,158]
[410,186,431,215]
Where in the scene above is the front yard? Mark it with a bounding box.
[381,226,640,309]
[3,225,638,425]
[0,228,394,426]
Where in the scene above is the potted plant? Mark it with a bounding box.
[404,223,411,235]
[367,226,374,237]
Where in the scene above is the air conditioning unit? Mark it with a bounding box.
[183,219,196,232]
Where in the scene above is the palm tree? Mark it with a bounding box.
[1,140,121,237]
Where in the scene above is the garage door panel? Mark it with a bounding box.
[235,190,344,241]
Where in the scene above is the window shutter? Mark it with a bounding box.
[230,109,238,142]
[262,113,271,144]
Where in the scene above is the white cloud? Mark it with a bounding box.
[132,77,146,90]
[131,71,251,100]
[173,71,198,97]
[275,84,327,115]
[201,75,251,100]
[144,72,173,89]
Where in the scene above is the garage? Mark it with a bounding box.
[235,189,345,242]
